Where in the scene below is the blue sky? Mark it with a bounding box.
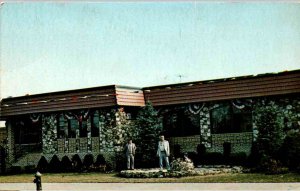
[1,2,300,98]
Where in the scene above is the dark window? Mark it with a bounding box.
[80,120,87,137]
[68,119,78,138]
[57,114,66,138]
[210,103,252,134]
[163,108,200,137]
[14,117,42,144]
[91,113,99,137]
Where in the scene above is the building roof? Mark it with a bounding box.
[143,70,300,106]
[0,85,144,118]
[0,69,299,118]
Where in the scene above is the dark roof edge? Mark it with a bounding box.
[1,84,143,102]
[1,84,116,101]
[142,69,300,90]
[115,85,143,90]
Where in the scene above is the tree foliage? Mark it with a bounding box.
[135,101,163,167]
[254,105,284,159]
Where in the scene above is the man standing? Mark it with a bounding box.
[124,139,136,170]
[157,135,170,170]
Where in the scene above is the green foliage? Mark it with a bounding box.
[280,131,300,172]
[135,101,163,167]
[171,157,194,172]
[254,105,284,159]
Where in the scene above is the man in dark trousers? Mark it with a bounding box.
[124,139,136,170]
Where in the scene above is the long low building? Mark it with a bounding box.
[0,70,299,172]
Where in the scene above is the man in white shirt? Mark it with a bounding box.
[124,139,136,170]
[156,135,170,170]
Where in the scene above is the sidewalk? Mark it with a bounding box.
[0,183,300,191]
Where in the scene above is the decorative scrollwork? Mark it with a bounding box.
[30,114,41,123]
[188,103,205,114]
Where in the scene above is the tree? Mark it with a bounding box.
[135,101,163,167]
[254,105,285,173]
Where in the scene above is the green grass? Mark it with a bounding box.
[0,172,300,183]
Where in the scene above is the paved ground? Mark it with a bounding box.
[0,183,300,191]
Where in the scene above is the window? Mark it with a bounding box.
[57,114,66,138]
[80,120,87,137]
[91,112,99,137]
[210,103,252,134]
[163,108,200,137]
[14,117,42,144]
[68,119,78,138]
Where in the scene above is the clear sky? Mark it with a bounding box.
[0,2,300,99]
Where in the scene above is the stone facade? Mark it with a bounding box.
[4,95,300,170]
[165,96,300,156]
[5,107,140,170]
[169,135,200,153]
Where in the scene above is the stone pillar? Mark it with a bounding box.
[99,113,105,152]
[5,120,15,167]
[87,116,92,153]
[199,106,212,148]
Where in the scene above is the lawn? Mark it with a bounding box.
[0,172,300,183]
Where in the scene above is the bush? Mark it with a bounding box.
[48,155,61,173]
[187,152,197,165]
[9,166,21,174]
[83,154,94,171]
[223,142,231,165]
[72,155,83,172]
[24,165,36,173]
[260,157,288,174]
[61,156,73,172]
[173,144,182,159]
[229,152,247,166]
[37,156,48,173]
[171,156,194,172]
[115,152,126,171]
[247,142,261,168]
[197,144,206,165]
[201,152,224,165]
[280,132,300,172]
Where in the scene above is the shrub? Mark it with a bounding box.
[48,155,61,173]
[223,142,231,165]
[229,152,247,166]
[197,144,206,165]
[115,152,126,171]
[61,156,73,172]
[280,132,300,172]
[72,155,83,172]
[187,152,197,165]
[9,166,21,174]
[173,144,182,159]
[24,165,36,173]
[260,157,288,175]
[247,142,261,168]
[91,155,107,172]
[37,156,48,173]
[171,156,194,172]
[83,154,94,171]
[202,152,224,165]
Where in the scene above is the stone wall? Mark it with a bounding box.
[5,121,14,168]
[5,107,139,170]
[42,115,57,154]
[169,135,200,153]
[164,96,300,156]
[208,132,253,154]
